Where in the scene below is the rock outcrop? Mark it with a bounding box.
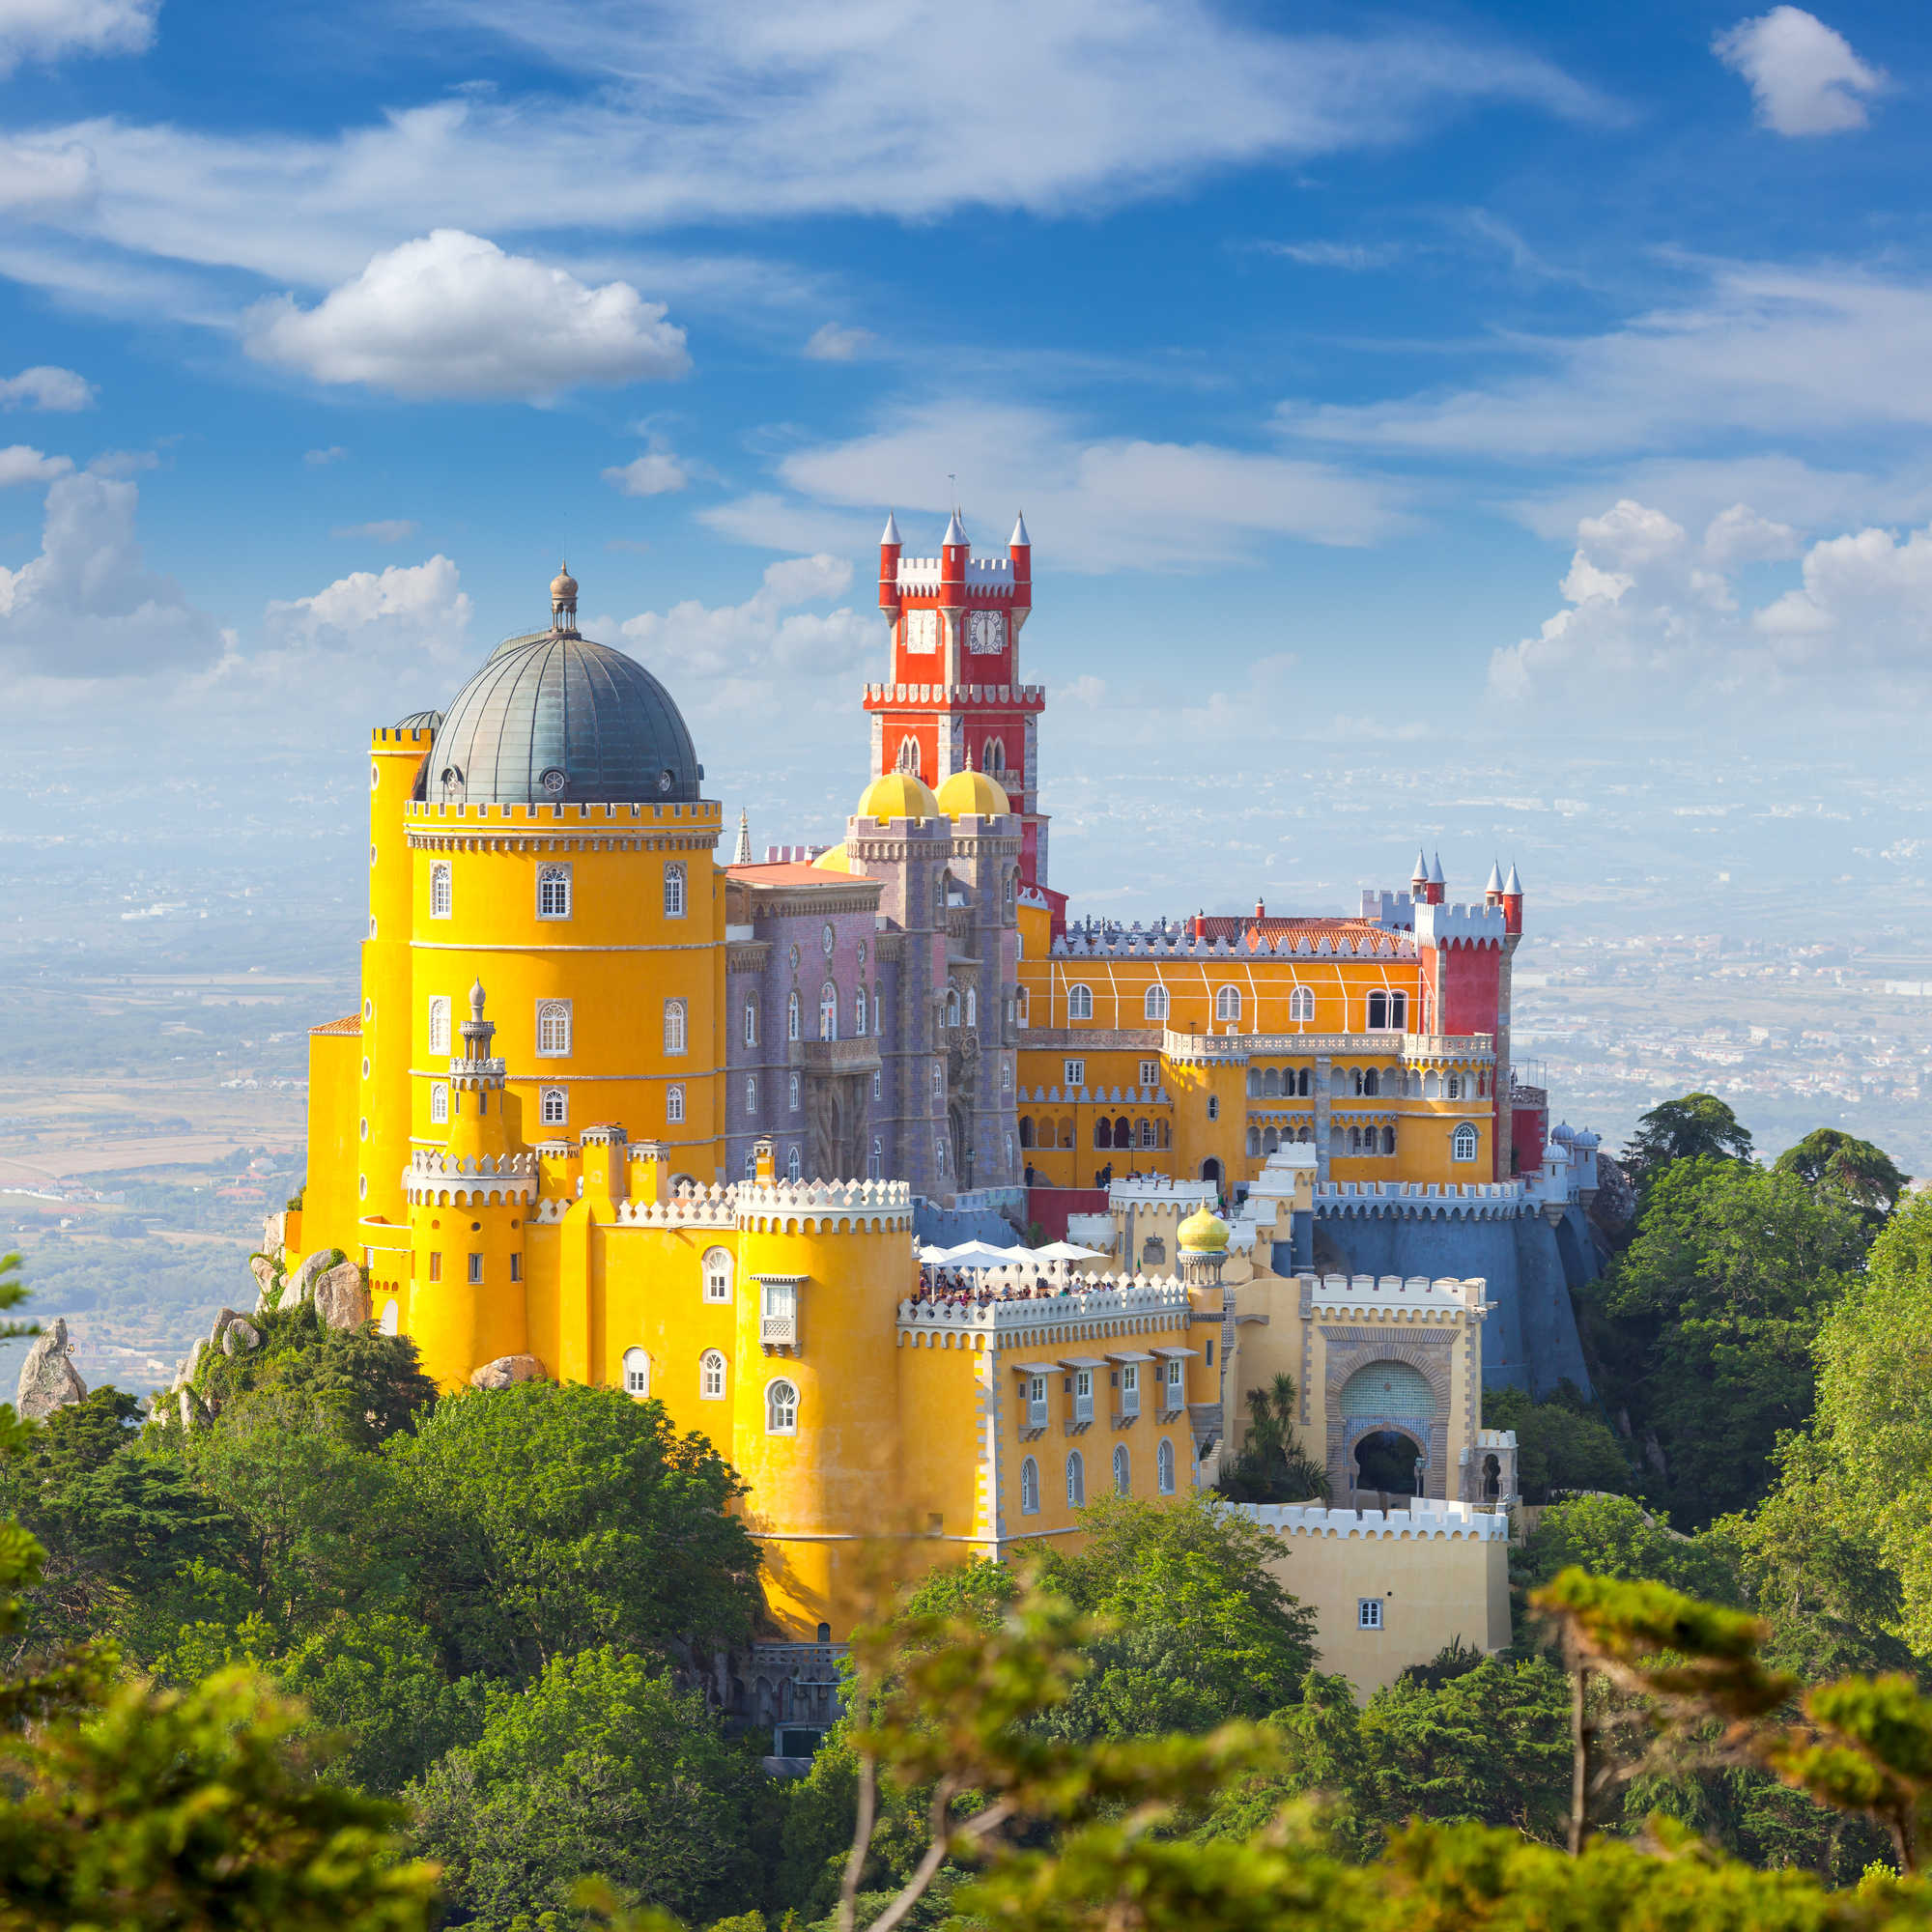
[313,1262,370,1330]
[16,1318,87,1420]
[469,1353,547,1390]
[291,1249,338,1300]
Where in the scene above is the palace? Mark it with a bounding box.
[288,523,1601,1709]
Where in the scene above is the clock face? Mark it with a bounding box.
[966,610,1006,654]
[903,610,938,653]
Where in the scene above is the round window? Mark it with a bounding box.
[788,943,801,970]
[857,938,867,965]
[540,767,566,795]
[658,768,674,793]
[822,923,836,956]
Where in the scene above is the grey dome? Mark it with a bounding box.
[395,708,443,732]
[429,630,701,807]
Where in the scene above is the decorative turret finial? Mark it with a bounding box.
[458,979,497,1064]
[550,561,579,634]
[733,808,752,866]
[1010,509,1031,548]
[469,979,486,1020]
[942,507,967,548]
[880,510,901,546]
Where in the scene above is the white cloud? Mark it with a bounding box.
[1490,497,1932,710]
[0,139,95,211]
[1714,7,1886,135]
[1260,241,1401,270]
[0,470,218,676]
[753,399,1406,570]
[0,0,156,73]
[0,365,95,411]
[302,444,347,467]
[1283,263,1932,462]
[262,554,472,664]
[698,492,878,556]
[603,450,688,497]
[332,520,419,543]
[242,230,691,402]
[0,445,73,486]
[804,323,877,361]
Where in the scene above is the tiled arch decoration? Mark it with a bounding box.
[1321,1327,1455,1501]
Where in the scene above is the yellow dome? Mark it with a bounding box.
[934,767,1011,819]
[811,841,853,873]
[855,772,941,824]
[1178,1204,1230,1252]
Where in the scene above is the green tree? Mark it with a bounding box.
[1217,1373,1331,1504]
[1481,1387,1633,1502]
[387,1381,761,1683]
[0,1250,39,1343]
[1591,1157,1866,1524]
[408,1646,769,1929]
[1775,1129,1911,1227]
[1518,1493,1738,1603]
[1622,1092,1754,1185]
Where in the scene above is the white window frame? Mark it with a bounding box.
[1453,1122,1480,1163]
[700,1350,726,1400]
[702,1247,733,1302]
[819,981,838,1042]
[536,1000,572,1057]
[786,1145,802,1180]
[743,999,757,1047]
[789,1071,801,1112]
[1020,1455,1040,1516]
[1163,1359,1184,1406]
[1067,983,1094,1020]
[622,1347,650,1397]
[1290,986,1315,1024]
[1113,1443,1130,1496]
[537,864,573,920]
[430,1083,450,1124]
[540,1086,567,1127]
[1065,1450,1085,1507]
[664,999,688,1055]
[1358,1598,1384,1632]
[1027,1374,1049,1430]
[1064,1058,1086,1089]
[787,990,802,1040]
[664,863,686,918]
[1001,1061,1013,1093]
[427,995,450,1056]
[467,1252,483,1285]
[766,1377,799,1435]
[855,983,867,1036]
[1157,1436,1176,1494]
[1215,984,1241,1022]
[744,1073,757,1112]
[867,1137,883,1179]
[667,1083,685,1124]
[1073,1368,1094,1425]
[1144,985,1168,1022]
[430,863,452,920]
[1139,1060,1159,1088]
[1120,1362,1140,1416]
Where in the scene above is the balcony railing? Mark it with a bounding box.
[788,1037,883,1075]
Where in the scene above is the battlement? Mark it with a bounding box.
[863,682,1046,707]
[894,555,1017,596]
[408,1150,538,1179]
[530,1175,916,1232]
[1237,1499,1509,1542]
[760,844,831,864]
[1300,1272,1489,1318]
[406,1149,538,1206]
[1163,1029,1493,1065]
[406,800,721,823]
[1413,900,1508,948]
[1109,1176,1216,1205]
[1052,921,1413,960]
[1022,1081,1171,1106]
[371,724,436,747]
[896,1273,1189,1344]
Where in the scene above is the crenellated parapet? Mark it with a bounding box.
[1237,1499,1509,1543]
[1298,1272,1490,1321]
[405,1148,538,1206]
[896,1274,1191,1350]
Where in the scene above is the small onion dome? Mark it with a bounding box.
[811,841,854,873]
[855,771,941,824]
[550,562,579,603]
[934,767,1010,819]
[1178,1205,1230,1252]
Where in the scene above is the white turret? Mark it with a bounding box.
[880,510,900,546]
[1010,510,1031,548]
[942,508,968,547]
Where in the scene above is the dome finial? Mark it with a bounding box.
[550,560,580,634]
[469,978,487,1020]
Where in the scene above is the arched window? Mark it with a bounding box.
[1001,1061,1013,1092]
[1059,1117,1075,1150]
[1362,1068,1379,1096]
[1157,1436,1176,1494]
[536,1001,571,1056]
[537,865,572,920]
[663,1000,687,1055]
[540,1086,566,1126]
[1065,1450,1086,1507]
[1349,1126,1362,1154]
[1446,1073,1463,1100]
[819,982,838,1041]
[867,1137,883,1179]
[700,1350,725,1400]
[667,1084,685,1123]
[622,1347,650,1397]
[935,1137,947,1175]
[427,996,450,1055]
[744,1073,757,1112]
[1145,984,1168,1021]
[1381,1125,1397,1155]
[1019,1117,1035,1149]
[1262,1126,1278,1154]
[945,985,961,1027]
[1020,1456,1040,1515]
[965,985,977,1028]
[1004,869,1017,913]
[789,1071,801,1112]
[854,983,867,1036]
[430,863,452,919]
[787,990,802,1040]
[743,1000,758,1047]
[786,1145,803,1180]
[702,1248,732,1301]
[1015,987,1029,1026]
[1094,1118,1111,1151]
[895,736,921,774]
[431,1083,450,1124]
[1215,985,1241,1022]
[664,863,686,918]
[984,737,1006,773]
[766,1378,798,1434]
[1289,986,1315,1024]
[1246,1126,1261,1156]
[1113,1444,1130,1496]
[380,1298,399,1337]
[1067,984,1094,1020]
[873,980,884,1032]
[934,875,948,918]
[1453,1122,1480,1162]
[1113,1114,1129,1147]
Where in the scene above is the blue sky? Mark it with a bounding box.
[5,0,1931,912]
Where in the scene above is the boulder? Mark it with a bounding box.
[218,1314,262,1355]
[15,1318,87,1421]
[248,1254,276,1295]
[261,1211,286,1259]
[313,1262,371,1331]
[469,1353,548,1391]
[292,1249,338,1300]
[177,1388,199,1431]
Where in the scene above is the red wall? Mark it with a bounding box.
[1512,1101,1548,1179]
[1431,943,1502,1038]
[1026,1185,1107,1242]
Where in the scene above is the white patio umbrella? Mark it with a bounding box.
[937,1239,1028,1271]
[1032,1239,1108,1263]
[917,1244,954,1264]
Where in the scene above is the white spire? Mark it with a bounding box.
[1410,848,1428,881]
[733,808,751,866]
[880,510,900,546]
[942,508,967,547]
[1010,509,1031,548]
[1485,859,1504,895]
[1428,851,1444,886]
[1503,863,1523,895]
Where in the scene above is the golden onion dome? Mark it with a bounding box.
[934,767,1011,819]
[811,841,854,873]
[855,771,942,824]
[1177,1204,1230,1252]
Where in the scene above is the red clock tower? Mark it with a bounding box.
[865,509,1056,898]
